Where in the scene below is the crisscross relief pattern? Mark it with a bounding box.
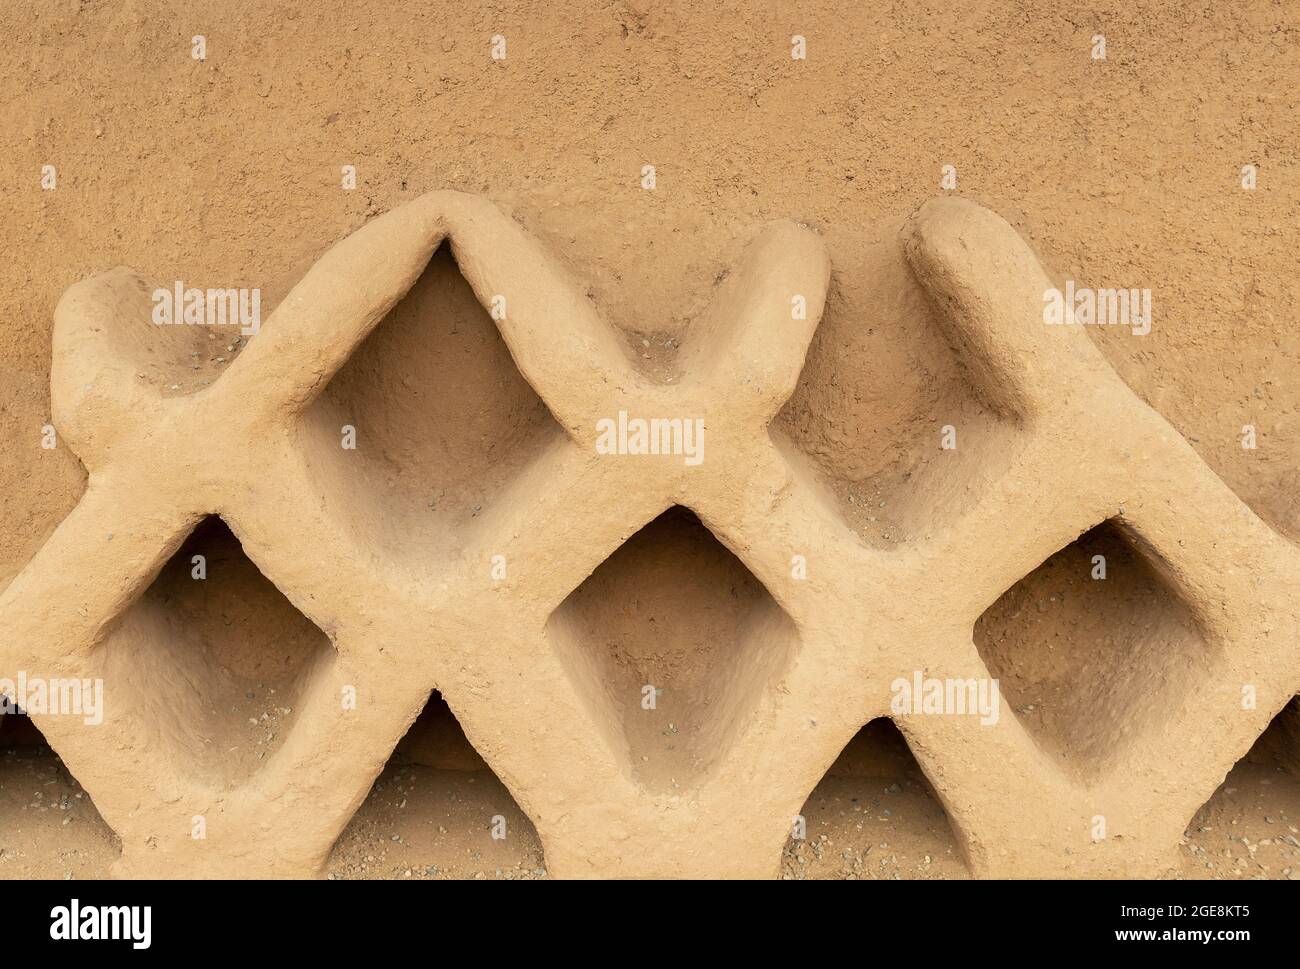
[2,191,1295,879]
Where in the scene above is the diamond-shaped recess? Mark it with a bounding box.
[394,689,489,772]
[974,519,1213,783]
[1272,697,1300,777]
[0,713,120,875]
[328,690,546,879]
[1245,696,1300,777]
[1180,697,1300,877]
[298,245,565,564]
[785,718,967,879]
[773,232,1021,548]
[547,506,799,793]
[98,516,335,786]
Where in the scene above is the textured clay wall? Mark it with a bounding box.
[0,1,1296,880]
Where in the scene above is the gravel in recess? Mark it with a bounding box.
[1,739,1296,880]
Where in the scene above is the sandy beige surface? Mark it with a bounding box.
[3,1,1297,582]
[4,700,1297,880]
[0,1,1296,879]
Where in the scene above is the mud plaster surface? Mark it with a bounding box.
[0,1,1297,879]
[3,704,1297,880]
[3,1,1297,580]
